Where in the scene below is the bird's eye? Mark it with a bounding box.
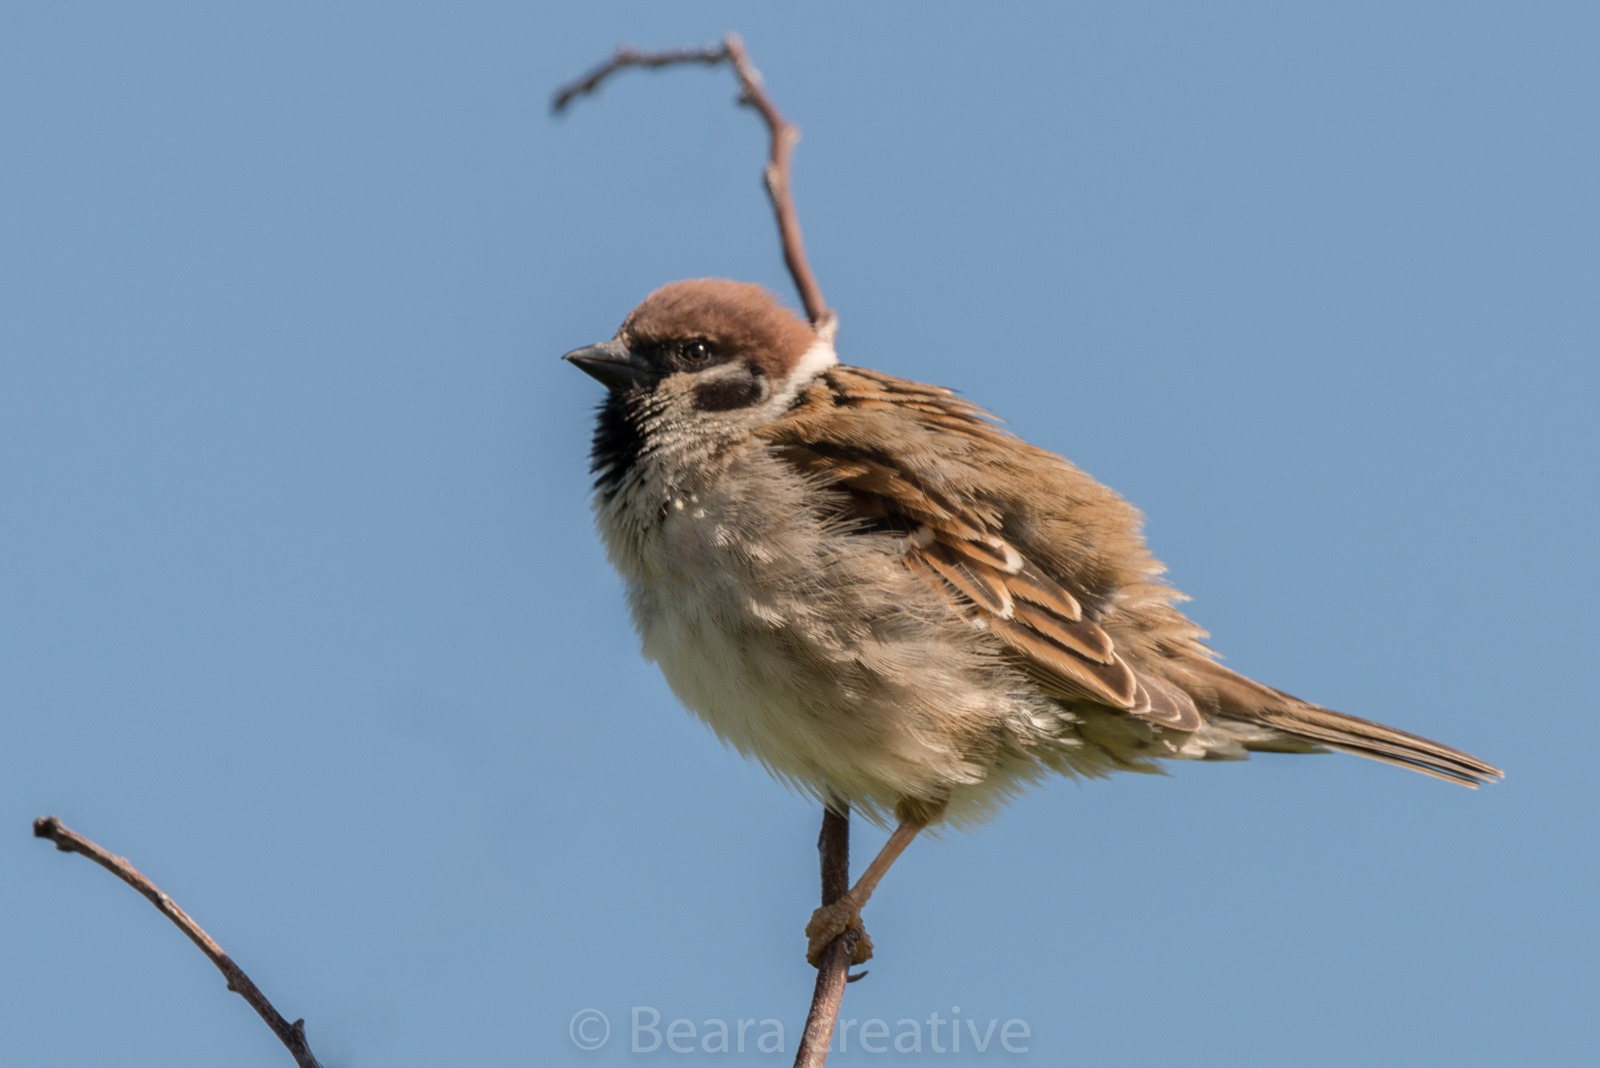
[682,339,713,365]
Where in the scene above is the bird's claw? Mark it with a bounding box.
[806,899,874,967]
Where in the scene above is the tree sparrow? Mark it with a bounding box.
[563,279,1501,965]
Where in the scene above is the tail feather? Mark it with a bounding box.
[1247,704,1503,787]
[1188,661,1503,788]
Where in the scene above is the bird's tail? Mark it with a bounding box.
[1189,660,1503,787]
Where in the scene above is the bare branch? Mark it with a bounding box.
[552,33,834,332]
[794,806,861,1068]
[717,34,832,332]
[33,816,324,1068]
[550,43,729,114]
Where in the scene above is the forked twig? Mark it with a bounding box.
[33,816,323,1068]
[552,34,835,335]
[554,34,852,1066]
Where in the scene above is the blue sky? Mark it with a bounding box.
[4,3,1596,1065]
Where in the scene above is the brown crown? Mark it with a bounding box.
[621,279,818,379]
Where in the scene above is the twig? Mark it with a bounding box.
[33,816,324,1068]
[554,34,850,1064]
[794,806,860,1068]
[551,33,835,333]
[551,43,728,114]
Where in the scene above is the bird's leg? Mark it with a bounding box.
[805,797,943,966]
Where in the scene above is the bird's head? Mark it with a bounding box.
[563,279,835,418]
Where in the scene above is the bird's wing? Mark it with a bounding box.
[760,366,1202,732]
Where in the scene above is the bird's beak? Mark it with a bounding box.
[562,338,653,390]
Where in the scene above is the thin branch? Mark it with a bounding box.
[719,34,833,334]
[33,816,323,1068]
[794,806,861,1068]
[551,43,728,114]
[552,33,835,333]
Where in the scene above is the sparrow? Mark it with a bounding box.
[563,278,1501,966]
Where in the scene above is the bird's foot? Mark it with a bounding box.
[806,897,874,967]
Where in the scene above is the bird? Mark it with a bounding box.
[563,278,1502,966]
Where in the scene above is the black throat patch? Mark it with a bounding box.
[590,392,646,495]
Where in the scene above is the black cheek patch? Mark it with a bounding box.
[691,373,766,412]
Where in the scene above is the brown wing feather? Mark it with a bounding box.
[1010,601,1114,663]
[762,367,1200,732]
[1135,673,1204,730]
[988,615,1143,708]
[1008,566,1085,621]
[919,540,1014,617]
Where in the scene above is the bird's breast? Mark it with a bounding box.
[590,446,1036,810]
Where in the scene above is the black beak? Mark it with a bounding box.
[562,339,653,391]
